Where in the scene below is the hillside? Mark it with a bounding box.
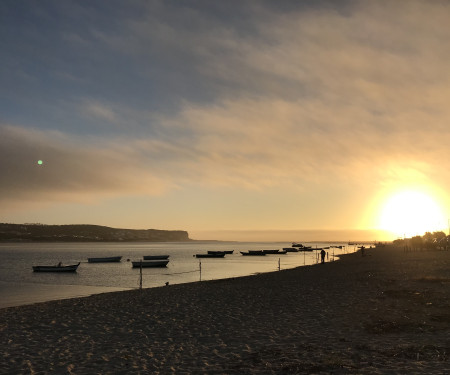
[0,223,190,242]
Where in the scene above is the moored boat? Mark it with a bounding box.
[283,247,299,252]
[143,255,170,260]
[207,250,234,255]
[262,249,282,254]
[32,262,80,272]
[132,260,169,268]
[88,256,122,263]
[195,252,226,258]
[241,250,266,256]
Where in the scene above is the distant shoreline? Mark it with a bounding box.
[0,239,195,243]
[0,223,190,242]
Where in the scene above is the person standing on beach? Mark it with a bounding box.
[320,249,326,263]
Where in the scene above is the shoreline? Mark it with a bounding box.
[0,242,356,309]
[0,281,132,309]
[1,245,449,374]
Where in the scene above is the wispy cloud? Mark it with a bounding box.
[82,101,117,122]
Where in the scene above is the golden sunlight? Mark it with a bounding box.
[378,190,447,238]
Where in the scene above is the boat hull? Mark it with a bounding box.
[196,253,226,258]
[132,260,169,268]
[262,249,282,254]
[207,250,233,255]
[88,256,122,263]
[143,255,170,260]
[283,247,299,252]
[32,263,80,272]
[240,251,266,256]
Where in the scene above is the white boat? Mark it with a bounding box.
[143,255,170,260]
[32,262,80,272]
[88,256,122,263]
[132,260,169,268]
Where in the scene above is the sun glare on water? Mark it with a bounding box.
[378,190,447,238]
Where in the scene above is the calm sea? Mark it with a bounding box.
[0,241,357,308]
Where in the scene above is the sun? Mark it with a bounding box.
[377,190,447,238]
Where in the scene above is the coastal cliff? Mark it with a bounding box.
[0,223,190,242]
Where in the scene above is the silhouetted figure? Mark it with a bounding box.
[320,249,326,263]
[361,246,365,257]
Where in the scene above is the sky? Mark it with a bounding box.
[1,0,450,241]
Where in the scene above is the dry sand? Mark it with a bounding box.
[1,245,449,374]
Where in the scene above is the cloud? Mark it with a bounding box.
[0,125,171,210]
[2,0,450,215]
[82,101,117,122]
[161,95,450,189]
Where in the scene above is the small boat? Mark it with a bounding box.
[33,262,80,272]
[207,250,234,255]
[132,260,169,268]
[195,252,226,258]
[283,247,299,252]
[240,251,266,256]
[262,249,283,254]
[292,243,304,248]
[143,255,170,260]
[88,256,122,263]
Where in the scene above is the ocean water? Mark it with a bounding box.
[0,241,358,308]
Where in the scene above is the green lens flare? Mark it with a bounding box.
[37,160,43,165]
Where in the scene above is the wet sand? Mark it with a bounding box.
[0,281,131,309]
[1,245,449,374]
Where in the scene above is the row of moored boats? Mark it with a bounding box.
[32,255,171,272]
[32,242,339,272]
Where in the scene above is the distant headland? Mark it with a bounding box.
[0,223,190,242]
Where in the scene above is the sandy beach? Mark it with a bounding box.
[1,245,449,374]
